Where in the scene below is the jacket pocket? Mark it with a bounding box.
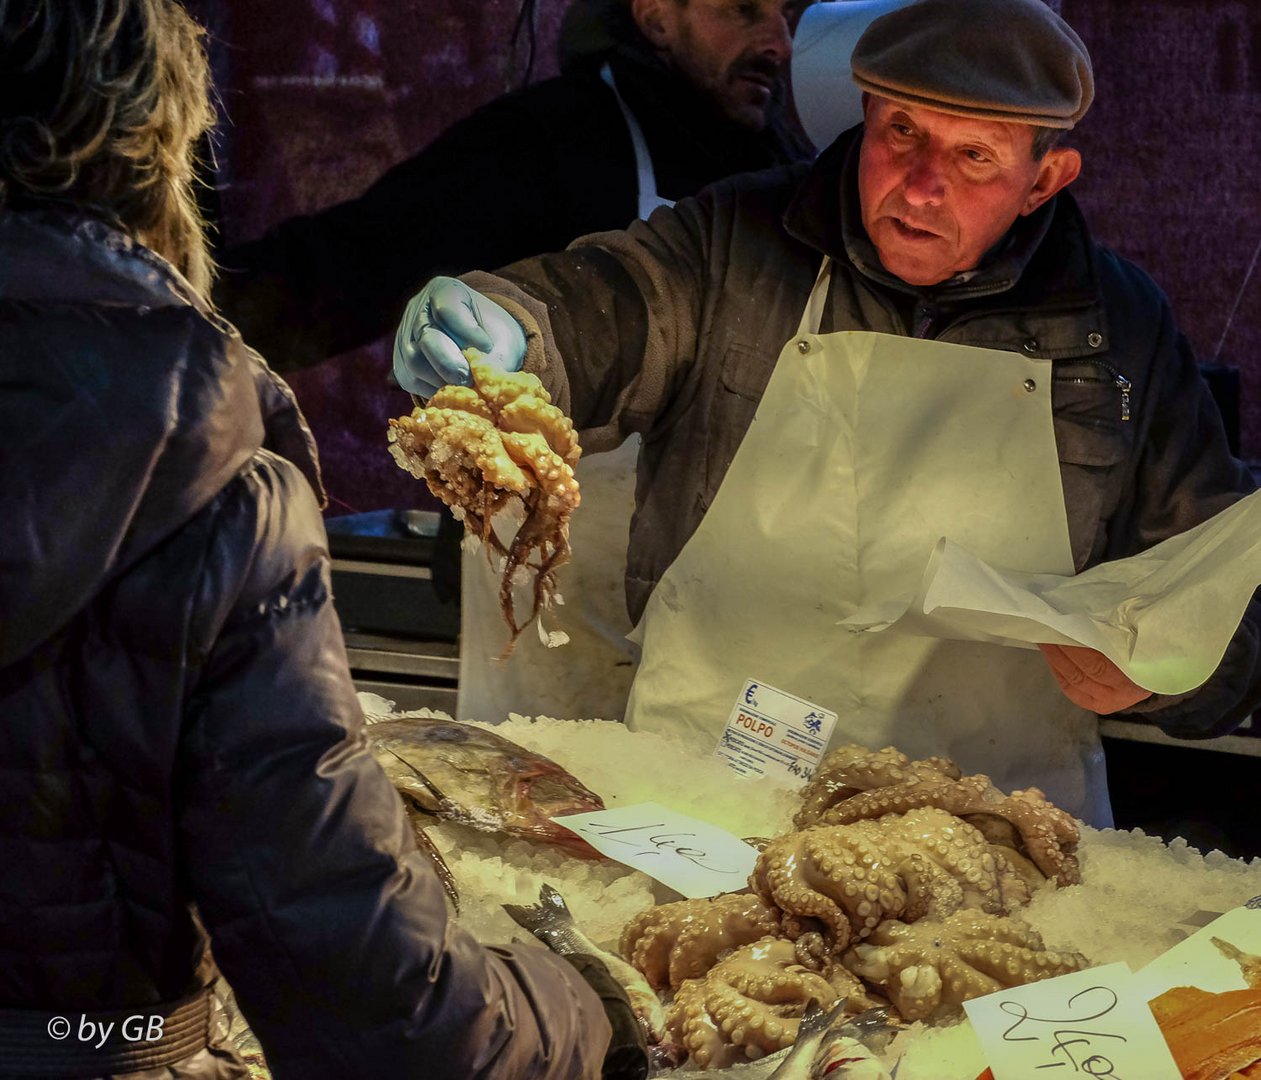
[1054,416,1129,570]
[719,341,776,401]
[702,342,775,506]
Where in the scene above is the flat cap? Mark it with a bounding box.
[851,0,1094,130]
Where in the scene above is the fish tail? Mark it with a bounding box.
[503,882,573,938]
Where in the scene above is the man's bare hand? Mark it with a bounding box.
[1038,643,1153,714]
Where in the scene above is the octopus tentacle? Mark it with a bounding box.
[795,745,961,829]
[387,355,583,653]
[842,911,1088,1021]
[814,774,1080,887]
[750,808,1030,956]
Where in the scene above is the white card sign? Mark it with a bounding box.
[1133,897,1261,1001]
[964,962,1182,1080]
[716,677,837,781]
[551,802,759,899]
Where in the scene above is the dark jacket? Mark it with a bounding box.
[465,125,1261,740]
[0,208,610,1078]
[211,0,811,370]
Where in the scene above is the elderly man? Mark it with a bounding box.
[393,0,1260,826]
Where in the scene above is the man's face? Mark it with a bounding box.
[858,95,1079,287]
[640,0,809,130]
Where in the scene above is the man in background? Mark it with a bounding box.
[214,0,816,724]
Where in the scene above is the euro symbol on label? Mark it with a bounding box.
[744,684,758,706]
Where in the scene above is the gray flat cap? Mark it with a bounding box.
[851,0,1094,129]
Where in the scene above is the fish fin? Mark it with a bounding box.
[798,996,847,1040]
[379,744,453,808]
[843,1006,894,1040]
[408,819,460,915]
[538,882,572,920]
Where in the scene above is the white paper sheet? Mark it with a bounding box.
[843,490,1261,696]
[551,802,760,899]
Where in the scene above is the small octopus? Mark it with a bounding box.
[388,356,581,654]
[749,808,1032,951]
[620,891,783,991]
[665,936,877,1070]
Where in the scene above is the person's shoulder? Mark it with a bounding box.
[464,68,616,130]
[1053,193,1170,309]
[1092,244,1169,309]
[188,448,330,637]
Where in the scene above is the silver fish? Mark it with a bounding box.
[768,1000,894,1080]
[365,716,605,858]
[503,883,668,1044]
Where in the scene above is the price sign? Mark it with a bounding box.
[715,677,837,782]
[551,802,759,899]
[964,962,1182,1080]
[1132,899,1261,1001]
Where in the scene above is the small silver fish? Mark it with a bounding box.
[768,1000,894,1080]
[503,883,667,1044]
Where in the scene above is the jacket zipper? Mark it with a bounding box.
[1054,359,1131,422]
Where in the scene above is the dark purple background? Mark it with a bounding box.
[192,0,1260,516]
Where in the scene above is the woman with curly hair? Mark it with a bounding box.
[0,2,625,1077]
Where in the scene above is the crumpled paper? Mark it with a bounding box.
[843,491,1261,696]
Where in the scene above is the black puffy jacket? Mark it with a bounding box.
[0,208,610,1079]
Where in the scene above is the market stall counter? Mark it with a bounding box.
[222,700,1261,1079]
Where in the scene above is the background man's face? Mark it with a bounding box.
[858,96,1047,286]
[651,0,808,130]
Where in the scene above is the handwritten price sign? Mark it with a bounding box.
[964,962,1181,1080]
[551,802,759,898]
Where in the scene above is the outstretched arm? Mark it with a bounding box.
[178,454,610,1079]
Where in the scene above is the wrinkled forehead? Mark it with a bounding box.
[863,94,1037,154]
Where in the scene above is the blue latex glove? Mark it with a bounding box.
[393,276,526,398]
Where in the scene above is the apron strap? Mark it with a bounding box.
[599,62,675,221]
[798,256,833,338]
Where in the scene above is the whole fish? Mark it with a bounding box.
[503,882,668,1045]
[768,1000,894,1080]
[365,716,605,858]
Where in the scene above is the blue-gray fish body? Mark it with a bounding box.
[503,883,667,1043]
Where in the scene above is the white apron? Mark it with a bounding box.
[624,259,1112,826]
[456,66,671,724]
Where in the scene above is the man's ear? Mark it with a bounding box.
[1021,147,1082,216]
[632,0,671,48]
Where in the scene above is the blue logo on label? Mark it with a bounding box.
[804,711,824,734]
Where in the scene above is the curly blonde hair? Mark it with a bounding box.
[0,0,216,295]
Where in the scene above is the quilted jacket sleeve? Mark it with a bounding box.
[176,451,610,1079]
[1104,261,1261,737]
